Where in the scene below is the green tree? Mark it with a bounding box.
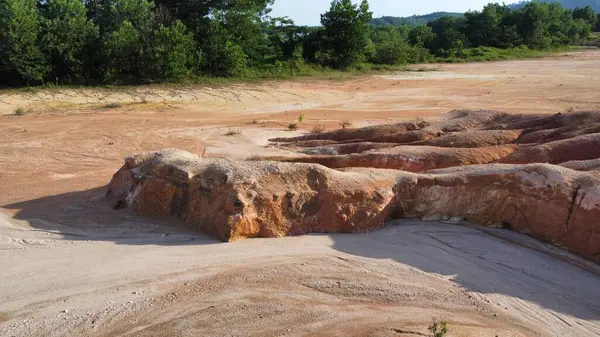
[93,0,155,35]
[519,3,552,49]
[202,22,247,77]
[464,4,509,47]
[42,0,99,83]
[573,6,597,28]
[301,27,326,62]
[152,20,197,81]
[408,25,435,47]
[0,0,49,85]
[267,17,306,60]
[427,16,470,55]
[103,20,144,82]
[100,0,156,82]
[158,0,273,66]
[320,0,372,68]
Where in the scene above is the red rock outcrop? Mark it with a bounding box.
[107,149,400,241]
[107,149,600,262]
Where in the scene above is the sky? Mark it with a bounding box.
[270,0,523,26]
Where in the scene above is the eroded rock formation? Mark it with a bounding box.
[268,110,600,171]
[107,148,600,262]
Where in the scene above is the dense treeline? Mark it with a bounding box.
[510,0,600,12]
[372,12,463,26]
[0,0,597,87]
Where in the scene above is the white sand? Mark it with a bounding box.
[1,206,599,336]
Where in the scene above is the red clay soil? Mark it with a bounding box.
[268,110,600,172]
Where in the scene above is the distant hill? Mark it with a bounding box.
[372,1,600,27]
[509,0,600,11]
[371,12,463,26]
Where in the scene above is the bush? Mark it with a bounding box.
[311,124,325,134]
[340,121,352,129]
[428,319,449,337]
[373,41,409,65]
[14,107,26,115]
[288,123,298,131]
[104,102,122,109]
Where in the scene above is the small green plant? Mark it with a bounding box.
[311,124,325,134]
[104,102,122,109]
[428,318,449,337]
[14,107,26,116]
[224,129,241,136]
[340,121,352,129]
[288,123,298,131]
[297,113,305,123]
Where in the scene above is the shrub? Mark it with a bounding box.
[340,121,352,129]
[311,124,325,134]
[297,113,305,123]
[288,123,298,131]
[373,41,409,65]
[14,107,26,115]
[428,319,449,337]
[224,129,241,136]
[104,102,122,109]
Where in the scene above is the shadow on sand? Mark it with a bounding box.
[3,187,600,324]
[2,187,220,246]
[331,220,600,323]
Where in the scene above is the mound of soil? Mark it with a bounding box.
[107,149,600,262]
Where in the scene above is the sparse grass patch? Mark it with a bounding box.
[14,107,26,116]
[428,318,449,337]
[288,123,298,131]
[340,121,352,129]
[434,46,567,63]
[413,66,442,72]
[311,124,325,134]
[104,102,122,109]
[224,129,241,136]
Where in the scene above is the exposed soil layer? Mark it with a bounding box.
[267,110,600,172]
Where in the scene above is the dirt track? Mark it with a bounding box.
[2,51,600,336]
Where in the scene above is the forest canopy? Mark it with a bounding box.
[0,0,597,87]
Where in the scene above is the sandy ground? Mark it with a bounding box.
[2,50,600,336]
